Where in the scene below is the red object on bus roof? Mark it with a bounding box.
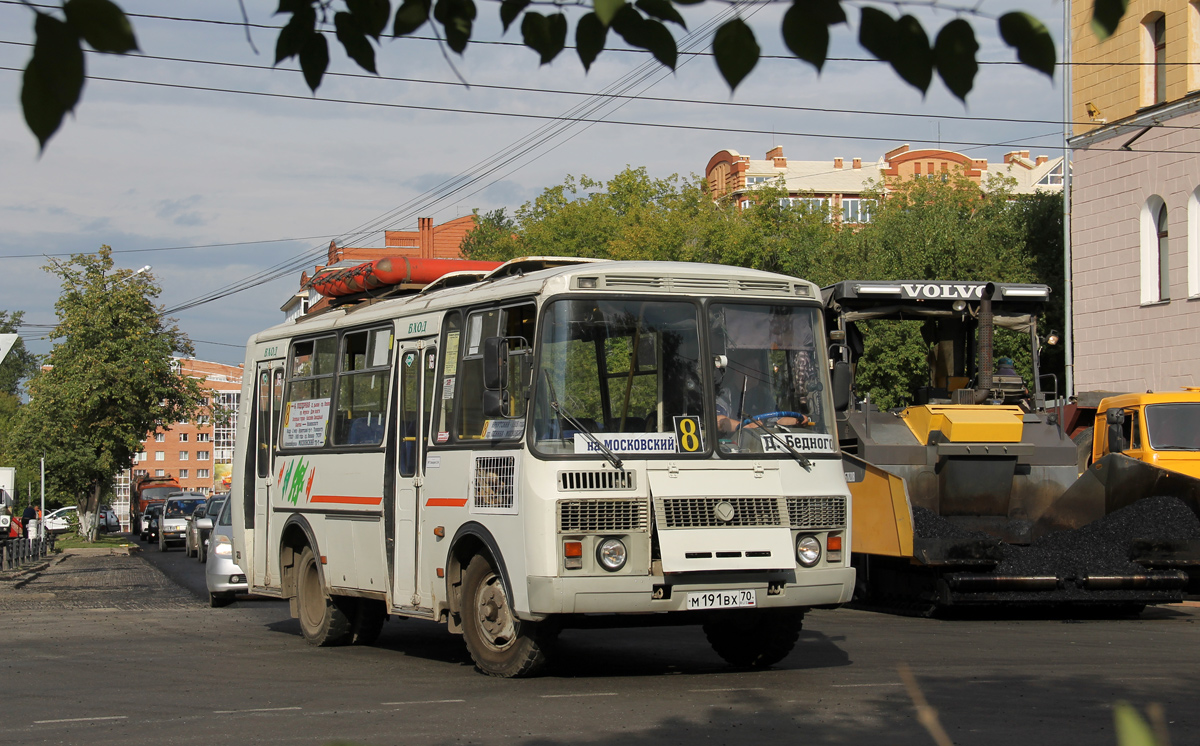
[311,257,503,298]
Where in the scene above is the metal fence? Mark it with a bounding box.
[0,534,56,571]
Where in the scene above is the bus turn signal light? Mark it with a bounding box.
[827,536,842,551]
[564,541,583,570]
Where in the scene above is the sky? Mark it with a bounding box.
[0,0,1070,367]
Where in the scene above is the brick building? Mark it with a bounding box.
[1068,0,1200,392]
[116,358,243,527]
[706,145,1063,220]
[282,216,477,320]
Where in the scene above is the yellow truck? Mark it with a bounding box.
[823,280,1200,614]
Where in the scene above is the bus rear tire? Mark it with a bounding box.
[350,598,387,645]
[703,610,802,668]
[296,546,353,647]
[461,554,548,678]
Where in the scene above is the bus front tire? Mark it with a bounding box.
[296,546,353,647]
[461,554,548,678]
[703,611,802,668]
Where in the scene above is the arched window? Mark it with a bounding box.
[1158,201,1170,300]
[1188,187,1200,296]
[1141,195,1169,303]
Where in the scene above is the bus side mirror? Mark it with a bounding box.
[483,389,510,418]
[832,360,853,412]
[1105,408,1127,453]
[483,337,508,390]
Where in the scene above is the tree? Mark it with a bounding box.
[12,247,206,540]
[0,311,38,397]
[19,0,1140,149]
[464,165,1064,409]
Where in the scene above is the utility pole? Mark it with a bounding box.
[1062,0,1074,399]
[40,456,45,540]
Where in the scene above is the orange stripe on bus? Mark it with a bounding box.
[425,498,468,507]
[310,495,383,505]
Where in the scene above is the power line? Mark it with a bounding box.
[1,0,1188,67]
[2,38,1179,132]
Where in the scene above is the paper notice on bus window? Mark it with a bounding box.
[483,419,525,440]
[281,398,331,449]
[442,377,456,400]
[761,432,837,453]
[574,433,678,455]
[467,319,483,356]
[443,331,460,376]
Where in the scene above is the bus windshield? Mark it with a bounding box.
[532,298,705,457]
[708,303,834,456]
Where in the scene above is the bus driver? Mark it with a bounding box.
[715,349,811,434]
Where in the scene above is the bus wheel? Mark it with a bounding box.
[296,546,352,646]
[703,611,802,668]
[350,599,387,645]
[461,554,548,678]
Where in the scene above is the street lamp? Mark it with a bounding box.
[107,265,151,289]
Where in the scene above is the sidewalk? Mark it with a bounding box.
[0,548,200,611]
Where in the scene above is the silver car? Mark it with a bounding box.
[203,498,247,607]
[158,493,206,552]
[185,494,226,562]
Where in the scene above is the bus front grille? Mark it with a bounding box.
[558,499,649,533]
[656,497,787,528]
[786,496,847,529]
[558,470,636,491]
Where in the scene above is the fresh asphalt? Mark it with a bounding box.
[2,534,1199,746]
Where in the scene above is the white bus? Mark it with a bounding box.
[232,258,854,677]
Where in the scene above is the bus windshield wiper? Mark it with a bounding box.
[756,419,813,471]
[544,375,624,471]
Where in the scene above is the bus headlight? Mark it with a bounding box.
[796,535,821,567]
[597,538,627,572]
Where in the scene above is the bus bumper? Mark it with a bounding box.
[523,567,855,617]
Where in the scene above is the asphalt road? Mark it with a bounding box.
[3,535,1200,746]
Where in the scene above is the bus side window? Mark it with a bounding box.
[333,327,392,447]
[456,309,500,439]
[257,370,271,478]
[398,349,419,476]
[432,313,462,445]
[281,336,336,449]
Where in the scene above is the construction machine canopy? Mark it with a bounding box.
[821,281,1051,333]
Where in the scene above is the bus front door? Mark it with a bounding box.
[392,341,437,610]
[252,362,284,590]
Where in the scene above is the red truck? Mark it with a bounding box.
[130,475,180,535]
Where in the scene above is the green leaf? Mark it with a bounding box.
[275,0,312,13]
[611,6,650,48]
[347,0,391,39]
[63,0,138,53]
[299,31,329,91]
[890,15,933,93]
[636,0,685,29]
[934,18,978,100]
[999,12,1056,77]
[521,12,567,64]
[712,18,759,91]
[334,11,377,73]
[576,12,607,70]
[1091,0,1129,41]
[500,0,531,32]
[32,13,85,111]
[393,0,431,35]
[782,3,825,72]
[275,4,316,63]
[1113,702,1159,746]
[434,0,476,54]
[858,6,895,62]
[640,18,677,69]
[21,59,67,149]
[594,0,625,27]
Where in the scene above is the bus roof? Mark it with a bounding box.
[247,260,823,346]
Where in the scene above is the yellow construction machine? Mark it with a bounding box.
[823,280,1200,613]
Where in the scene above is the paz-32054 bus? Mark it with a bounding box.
[231,258,854,677]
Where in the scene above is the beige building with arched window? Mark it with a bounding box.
[1069,0,1200,393]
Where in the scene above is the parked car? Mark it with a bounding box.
[186,494,226,562]
[204,498,246,607]
[98,505,120,533]
[158,493,206,552]
[139,503,163,542]
[43,506,78,535]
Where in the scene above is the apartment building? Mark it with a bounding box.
[706,144,1063,219]
[1069,0,1200,392]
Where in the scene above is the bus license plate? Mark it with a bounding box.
[686,590,756,610]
